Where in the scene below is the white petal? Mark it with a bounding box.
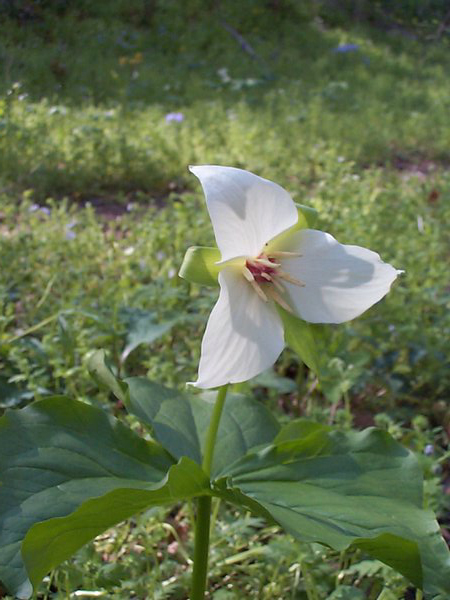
[280,229,401,324]
[189,165,298,263]
[193,267,285,389]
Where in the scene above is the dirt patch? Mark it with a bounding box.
[79,197,131,220]
[390,155,450,180]
[76,182,187,220]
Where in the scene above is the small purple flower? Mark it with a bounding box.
[165,112,184,123]
[65,221,77,240]
[29,204,51,215]
[333,44,360,54]
[424,444,434,456]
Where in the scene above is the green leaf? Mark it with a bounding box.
[121,312,178,364]
[178,246,221,286]
[22,457,207,593]
[251,369,298,394]
[88,349,127,403]
[0,397,209,598]
[215,422,450,596]
[87,354,279,477]
[125,379,280,478]
[277,306,321,374]
[0,377,34,409]
[375,590,399,600]
[327,586,365,600]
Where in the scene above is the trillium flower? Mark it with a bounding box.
[183,166,402,389]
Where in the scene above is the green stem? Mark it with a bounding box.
[202,385,229,474]
[190,384,229,600]
[210,497,221,536]
[190,495,212,600]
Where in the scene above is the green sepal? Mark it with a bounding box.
[264,203,318,253]
[295,203,318,229]
[277,306,321,374]
[178,246,221,286]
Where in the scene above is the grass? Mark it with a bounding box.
[0,2,449,598]
[1,3,450,198]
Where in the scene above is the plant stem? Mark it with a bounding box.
[190,495,212,600]
[190,384,229,600]
[202,384,229,474]
[210,497,221,536]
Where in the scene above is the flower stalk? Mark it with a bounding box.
[190,384,229,599]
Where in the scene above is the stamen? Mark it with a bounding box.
[250,280,268,302]
[261,271,286,292]
[276,270,305,287]
[266,287,294,313]
[255,257,281,269]
[271,276,285,292]
[242,266,255,282]
[269,251,302,258]
[244,252,304,303]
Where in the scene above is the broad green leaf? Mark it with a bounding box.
[125,378,201,462]
[0,397,209,598]
[22,457,207,593]
[215,423,450,596]
[87,353,280,477]
[121,312,178,364]
[277,306,320,374]
[274,419,328,443]
[125,378,280,478]
[178,246,221,286]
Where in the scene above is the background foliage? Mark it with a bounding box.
[0,1,449,598]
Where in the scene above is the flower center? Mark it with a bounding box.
[241,252,304,313]
[245,256,278,283]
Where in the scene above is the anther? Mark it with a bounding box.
[266,287,294,313]
[271,276,285,292]
[242,266,255,282]
[250,280,268,302]
[276,270,305,287]
[255,257,281,269]
[269,251,302,258]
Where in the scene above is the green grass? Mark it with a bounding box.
[0,2,449,598]
[1,2,450,198]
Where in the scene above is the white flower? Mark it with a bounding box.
[189,166,402,389]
